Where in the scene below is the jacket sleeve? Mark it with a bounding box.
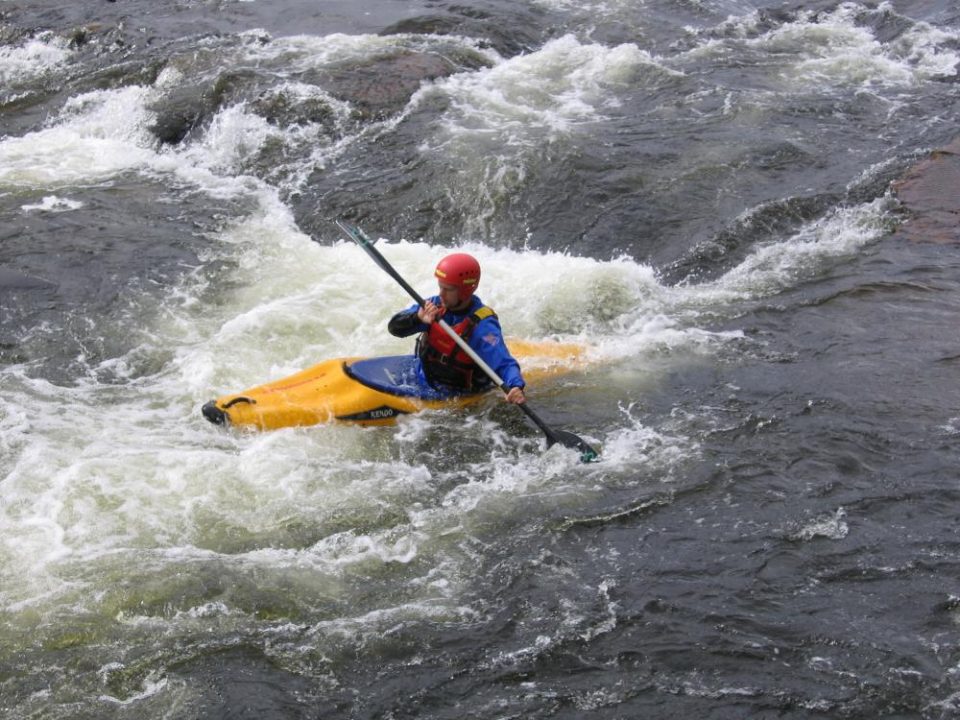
[469,316,526,389]
[388,302,427,337]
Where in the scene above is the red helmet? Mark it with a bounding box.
[434,253,481,297]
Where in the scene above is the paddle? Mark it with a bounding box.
[335,219,599,462]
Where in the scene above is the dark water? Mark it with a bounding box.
[2,1,960,718]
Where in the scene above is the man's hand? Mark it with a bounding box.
[505,386,526,404]
[418,300,443,324]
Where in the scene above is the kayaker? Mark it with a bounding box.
[388,253,527,404]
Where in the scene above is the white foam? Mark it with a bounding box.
[790,507,849,541]
[406,36,679,235]
[0,86,157,188]
[0,32,71,88]
[178,103,276,175]
[98,674,168,706]
[683,194,895,307]
[683,2,960,90]
[20,195,84,213]
[939,417,960,436]
[431,35,669,144]
[236,30,499,73]
[895,21,960,78]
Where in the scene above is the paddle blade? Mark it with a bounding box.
[335,219,372,245]
[517,401,599,462]
[547,429,600,463]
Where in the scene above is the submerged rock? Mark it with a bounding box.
[147,44,486,145]
[309,51,463,121]
[0,267,54,289]
[893,138,960,243]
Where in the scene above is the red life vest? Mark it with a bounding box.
[417,305,496,392]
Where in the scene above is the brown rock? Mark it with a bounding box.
[893,138,960,243]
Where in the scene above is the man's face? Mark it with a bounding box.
[438,282,467,310]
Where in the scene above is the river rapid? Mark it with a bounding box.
[2,0,960,717]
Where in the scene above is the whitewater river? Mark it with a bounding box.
[2,0,959,717]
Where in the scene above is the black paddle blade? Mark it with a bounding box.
[547,429,600,463]
[518,402,599,463]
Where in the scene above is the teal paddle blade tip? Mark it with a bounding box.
[550,429,600,463]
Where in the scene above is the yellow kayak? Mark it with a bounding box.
[201,339,586,431]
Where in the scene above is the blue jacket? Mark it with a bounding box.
[388,295,526,392]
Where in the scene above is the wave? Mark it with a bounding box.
[679,2,960,90]
[0,31,72,90]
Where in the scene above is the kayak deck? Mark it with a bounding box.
[346,355,453,400]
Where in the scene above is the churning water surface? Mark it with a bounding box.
[1,0,960,717]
